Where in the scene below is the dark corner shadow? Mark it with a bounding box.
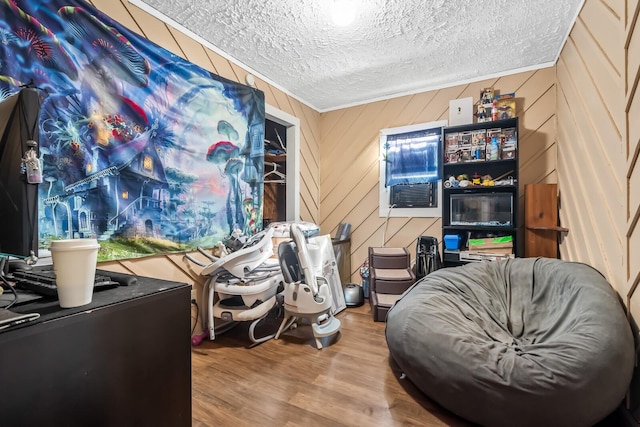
[386,356,477,427]
[192,313,282,350]
[620,313,640,425]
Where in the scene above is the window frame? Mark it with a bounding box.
[378,120,447,218]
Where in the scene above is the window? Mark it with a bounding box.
[379,120,446,218]
[143,155,153,171]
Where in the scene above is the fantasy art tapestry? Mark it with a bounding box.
[0,0,266,261]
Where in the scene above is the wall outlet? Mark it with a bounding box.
[191,288,197,301]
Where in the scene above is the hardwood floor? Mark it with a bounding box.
[191,302,472,427]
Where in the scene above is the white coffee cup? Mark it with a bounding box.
[49,238,100,308]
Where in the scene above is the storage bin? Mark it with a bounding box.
[443,234,461,251]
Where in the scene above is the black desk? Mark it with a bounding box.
[0,272,192,427]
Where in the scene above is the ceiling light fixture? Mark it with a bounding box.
[331,0,357,27]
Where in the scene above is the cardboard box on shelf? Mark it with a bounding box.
[468,236,513,255]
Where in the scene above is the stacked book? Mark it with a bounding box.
[460,236,514,262]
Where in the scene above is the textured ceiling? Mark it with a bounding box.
[131,0,583,112]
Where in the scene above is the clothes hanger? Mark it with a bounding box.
[264,161,286,184]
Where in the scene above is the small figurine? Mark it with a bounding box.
[477,104,487,120]
[481,87,494,104]
[22,140,42,184]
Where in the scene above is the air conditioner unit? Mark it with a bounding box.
[390,183,436,208]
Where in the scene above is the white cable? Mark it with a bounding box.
[382,204,396,246]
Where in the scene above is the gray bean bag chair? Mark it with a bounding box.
[386,258,634,427]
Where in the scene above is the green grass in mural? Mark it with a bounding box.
[97,237,194,262]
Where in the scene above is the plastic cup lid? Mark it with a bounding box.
[49,238,100,251]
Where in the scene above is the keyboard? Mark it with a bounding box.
[11,269,120,298]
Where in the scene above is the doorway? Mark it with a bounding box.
[263,104,300,225]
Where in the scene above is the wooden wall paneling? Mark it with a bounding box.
[320,108,362,161]
[627,84,640,160]
[352,214,385,261]
[297,103,322,151]
[556,100,598,265]
[567,22,624,147]
[413,86,463,121]
[629,226,640,312]
[290,94,322,224]
[519,118,556,171]
[628,9,640,95]
[629,96,640,213]
[580,0,625,68]
[322,152,379,235]
[341,186,379,238]
[321,131,378,214]
[490,71,538,100]
[390,93,436,127]
[126,4,186,55]
[320,101,376,166]
[571,20,624,128]
[568,28,626,235]
[347,189,380,278]
[557,56,624,289]
[625,1,640,418]
[516,68,556,110]
[397,91,443,125]
[628,0,640,28]
[225,57,252,87]
[557,43,624,217]
[319,110,348,159]
[168,29,218,71]
[300,144,319,204]
[388,217,439,252]
[301,119,320,173]
[255,78,280,108]
[381,92,439,131]
[91,1,145,38]
[520,143,557,187]
[603,0,625,21]
[627,0,640,319]
[103,254,196,283]
[202,48,238,82]
[331,171,380,240]
[518,84,556,131]
[556,0,629,300]
[378,216,412,247]
[231,62,259,89]
[299,173,317,222]
[320,101,389,190]
[300,129,318,175]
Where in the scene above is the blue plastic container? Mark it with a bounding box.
[443,234,461,251]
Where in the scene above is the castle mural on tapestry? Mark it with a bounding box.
[0,0,266,261]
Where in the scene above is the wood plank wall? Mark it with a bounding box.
[320,69,557,282]
[86,0,321,284]
[556,0,629,298]
[626,0,640,320]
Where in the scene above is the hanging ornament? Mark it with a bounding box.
[22,140,42,184]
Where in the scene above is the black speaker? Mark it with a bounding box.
[416,236,442,280]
